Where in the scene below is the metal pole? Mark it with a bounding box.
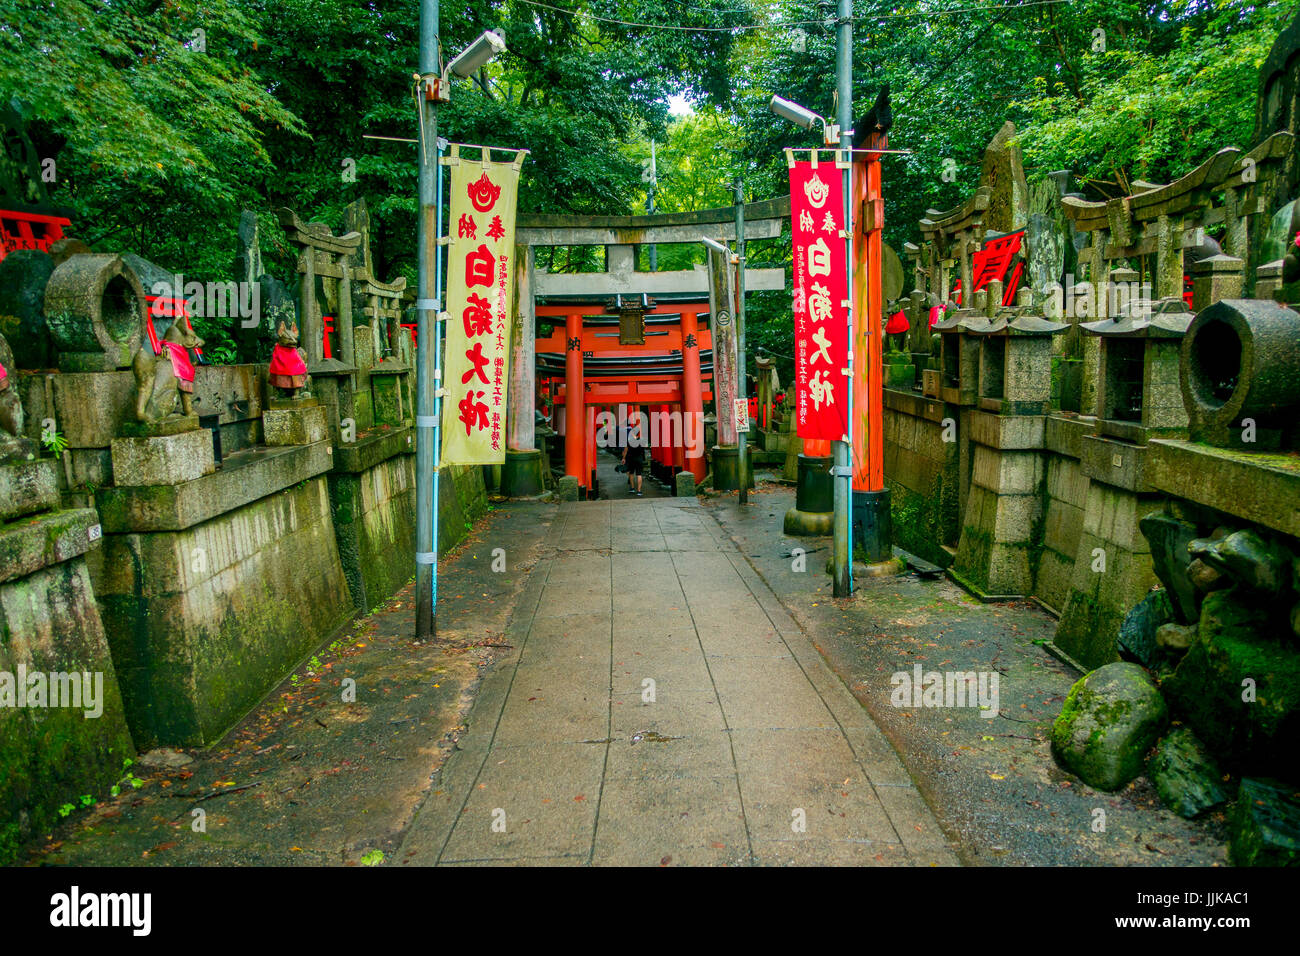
[648,140,658,272]
[734,175,748,505]
[415,0,439,639]
[832,0,853,597]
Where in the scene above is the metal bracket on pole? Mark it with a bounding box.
[416,414,439,428]
[830,464,853,477]
[416,298,440,311]
[415,552,436,564]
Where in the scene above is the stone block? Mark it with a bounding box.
[332,426,413,474]
[969,410,1045,450]
[993,493,1041,545]
[110,428,216,486]
[558,475,579,501]
[49,370,135,448]
[0,458,60,522]
[971,445,1042,495]
[263,401,328,446]
[1081,434,1152,492]
[675,470,696,497]
[1043,413,1094,458]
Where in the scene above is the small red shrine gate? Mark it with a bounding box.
[535,299,716,492]
[510,200,788,498]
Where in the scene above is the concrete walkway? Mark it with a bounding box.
[400,497,957,866]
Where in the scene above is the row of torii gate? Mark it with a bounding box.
[500,200,789,497]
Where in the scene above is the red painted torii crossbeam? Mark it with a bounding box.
[534,301,715,493]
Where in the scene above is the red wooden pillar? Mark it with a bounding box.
[585,405,597,494]
[852,157,885,492]
[680,311,706,481]
[657,404,670,472]
[672,404,685,473]
[564,313,584,482]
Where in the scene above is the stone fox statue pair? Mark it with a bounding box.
[132,319,204,423]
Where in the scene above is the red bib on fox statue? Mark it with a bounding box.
[269,343,307,387]
[163,341,196,392]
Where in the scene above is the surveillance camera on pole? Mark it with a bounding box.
[432,29,508,100]
[768,95,839,146]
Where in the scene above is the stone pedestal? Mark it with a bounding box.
[110,426,215,486]
[501,448,546,497]
[1191,255,1245,311]
[711,444,752,492]
[853,488,893,562]
[307,362,357,446]
[884,352,916,390]
[784,454,834,535]
[674,470,696,497]
[263,398,328,446]
[371,361,409,426]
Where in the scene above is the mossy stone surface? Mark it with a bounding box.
[1163,588,1300,761]
[1147,728,1229,818]
[1051,661,1168,791]
[1229,777,1300,867]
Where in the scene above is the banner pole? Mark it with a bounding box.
[432,137,444,630]
[415,0,439,640]
[735,175,748,504]
[832,0,853,598]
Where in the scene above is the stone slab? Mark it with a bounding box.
[332,425,414,474]
[0,507,102,586]
[1044,413,1096,459]
[969,410,1046,450]
[1146,440,1300,538]
[96,441,333,532]
[110,428,215,486]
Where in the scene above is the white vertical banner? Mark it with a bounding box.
[441,146,526,465]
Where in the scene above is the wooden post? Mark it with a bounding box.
[508,244,536,451]
[681,310,706,482]
[565,313,583,482]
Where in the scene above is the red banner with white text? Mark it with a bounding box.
[789,156,849,442]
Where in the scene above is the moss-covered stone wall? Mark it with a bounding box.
[0,557,135,864]
[883,389,958,567]
[91,476,354,748]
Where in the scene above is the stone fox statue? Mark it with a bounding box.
[268,320,309,398]
[0,355,22,440]
[133,319,204,422]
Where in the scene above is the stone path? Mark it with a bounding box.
[594,448,670,499]
[399,497,958,866]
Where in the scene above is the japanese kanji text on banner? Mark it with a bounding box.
[789,155,849,442]
[441,148,523,465]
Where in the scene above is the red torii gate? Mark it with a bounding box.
[535,299,714,495]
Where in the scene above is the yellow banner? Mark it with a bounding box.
[441,148,523,465]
